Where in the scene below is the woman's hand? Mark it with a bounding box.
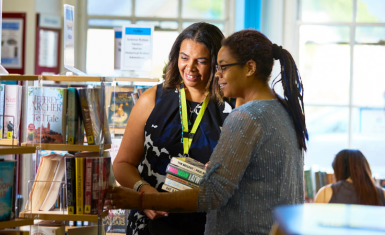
[139,185,168,220]
[105,186,140,210]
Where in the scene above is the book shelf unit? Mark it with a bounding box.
[1,74,159,232]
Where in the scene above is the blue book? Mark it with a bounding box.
[0,160,16,221]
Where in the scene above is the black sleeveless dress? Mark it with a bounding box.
[128,84,235,235]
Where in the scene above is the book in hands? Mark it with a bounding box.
[166,164,203,185]
[170,157,206,176]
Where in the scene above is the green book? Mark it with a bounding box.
[166,164,202,185]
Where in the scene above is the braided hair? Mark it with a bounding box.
[219,29,308,151]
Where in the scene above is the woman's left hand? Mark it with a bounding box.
[105,186,141,210]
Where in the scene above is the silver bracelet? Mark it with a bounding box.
[133,179,149,192]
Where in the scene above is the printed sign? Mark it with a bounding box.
[120,25,154,71]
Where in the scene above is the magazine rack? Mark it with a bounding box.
[0,74,159,234]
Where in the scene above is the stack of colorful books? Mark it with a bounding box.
[162,157,206,192]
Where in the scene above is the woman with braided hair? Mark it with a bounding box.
[107,29,308,235]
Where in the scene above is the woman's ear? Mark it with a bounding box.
[245,60,257,77]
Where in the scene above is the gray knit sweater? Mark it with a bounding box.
[197,99,304,235]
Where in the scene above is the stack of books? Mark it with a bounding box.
[162,157,206,192]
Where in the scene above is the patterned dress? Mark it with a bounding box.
[128,83,235,235]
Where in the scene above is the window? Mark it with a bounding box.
[298,0,385,177]
[86,0,231,77]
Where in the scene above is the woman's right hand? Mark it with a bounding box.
[139,184,169,220]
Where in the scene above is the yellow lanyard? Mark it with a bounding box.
[179,82,210,156]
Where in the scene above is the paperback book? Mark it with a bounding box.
[166,164,202,185]
[0,84,4,138]
[26,87,68,143]
[108,91,133,128]
[3,85,22,139]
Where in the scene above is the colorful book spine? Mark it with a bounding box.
[0,160,16,221]
[164,178,192,191]
[3,85,20,139]
[0,85,4,139]
[170,158,205,176]
[65,156,76,214]
[84,158,93,215]
[166,174,199,188]
[92,89,111,144]
[67,88,79,144]
[91,157,111,214]
[75,158,84,214]
[166,164,202,185]
[161,184,179,192]
[78,89,95,145]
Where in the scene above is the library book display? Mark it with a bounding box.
[0,74,159,234]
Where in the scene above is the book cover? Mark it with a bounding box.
[91,89,112,144]
[75,157,84,215]
[170,157,205,176]
[166,174,199,188]
[67,88,82,144]
[65,155,76,214]
[164,178,192,191]
[3,85,21,139]
[161,184,179,192]
[108,91,133,128]
[166,164,202,185]
[26,87,68,143]
[84,157,93,214]
[0,160,16,221]
[0,84,4,138]
[102,209,128,233]
[91,157,111,214]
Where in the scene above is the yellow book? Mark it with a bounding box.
[75,157,84,214]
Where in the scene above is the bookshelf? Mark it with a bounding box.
[19,210,109,223]
[0,218,34,229]
[1,74,158,233]
[21,143,111,152]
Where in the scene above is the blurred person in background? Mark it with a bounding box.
[107,29,308,235]
[113,22,237,235]
[315,149,385,205]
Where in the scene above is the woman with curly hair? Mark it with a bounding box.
[109,29,308,235]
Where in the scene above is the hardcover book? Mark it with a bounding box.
[108,91,133,128]
[3,85,22,139]
[0,160,16,221]
[67,88,82,144]
[161,184,179,192]
[0,84,4,138]
[170,157,206,176]
[27,87,68,143]
[164,177,192,191]
[166,174,199,188]
[166,164,202,185]
[65,154,76,214]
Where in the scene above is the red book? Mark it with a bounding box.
[84,158,93,214]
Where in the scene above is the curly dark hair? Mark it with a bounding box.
[217,29,308,151]
[163,22,224,99]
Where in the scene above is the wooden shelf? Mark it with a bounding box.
[0,138,18,146]
[41,75,105,82]
[113,77,159,83]
[0,145,36,154]
[20,210,108,223]
[0,218,34,229]
[0,75,39,81]
[110,128,125,135]
[21,143,111,152]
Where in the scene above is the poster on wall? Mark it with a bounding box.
[1,18,23,69]
[120,24,154,71]
[38,30,58,68]
[0,0,8,74]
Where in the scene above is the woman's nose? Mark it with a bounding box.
[185,60,197,72]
